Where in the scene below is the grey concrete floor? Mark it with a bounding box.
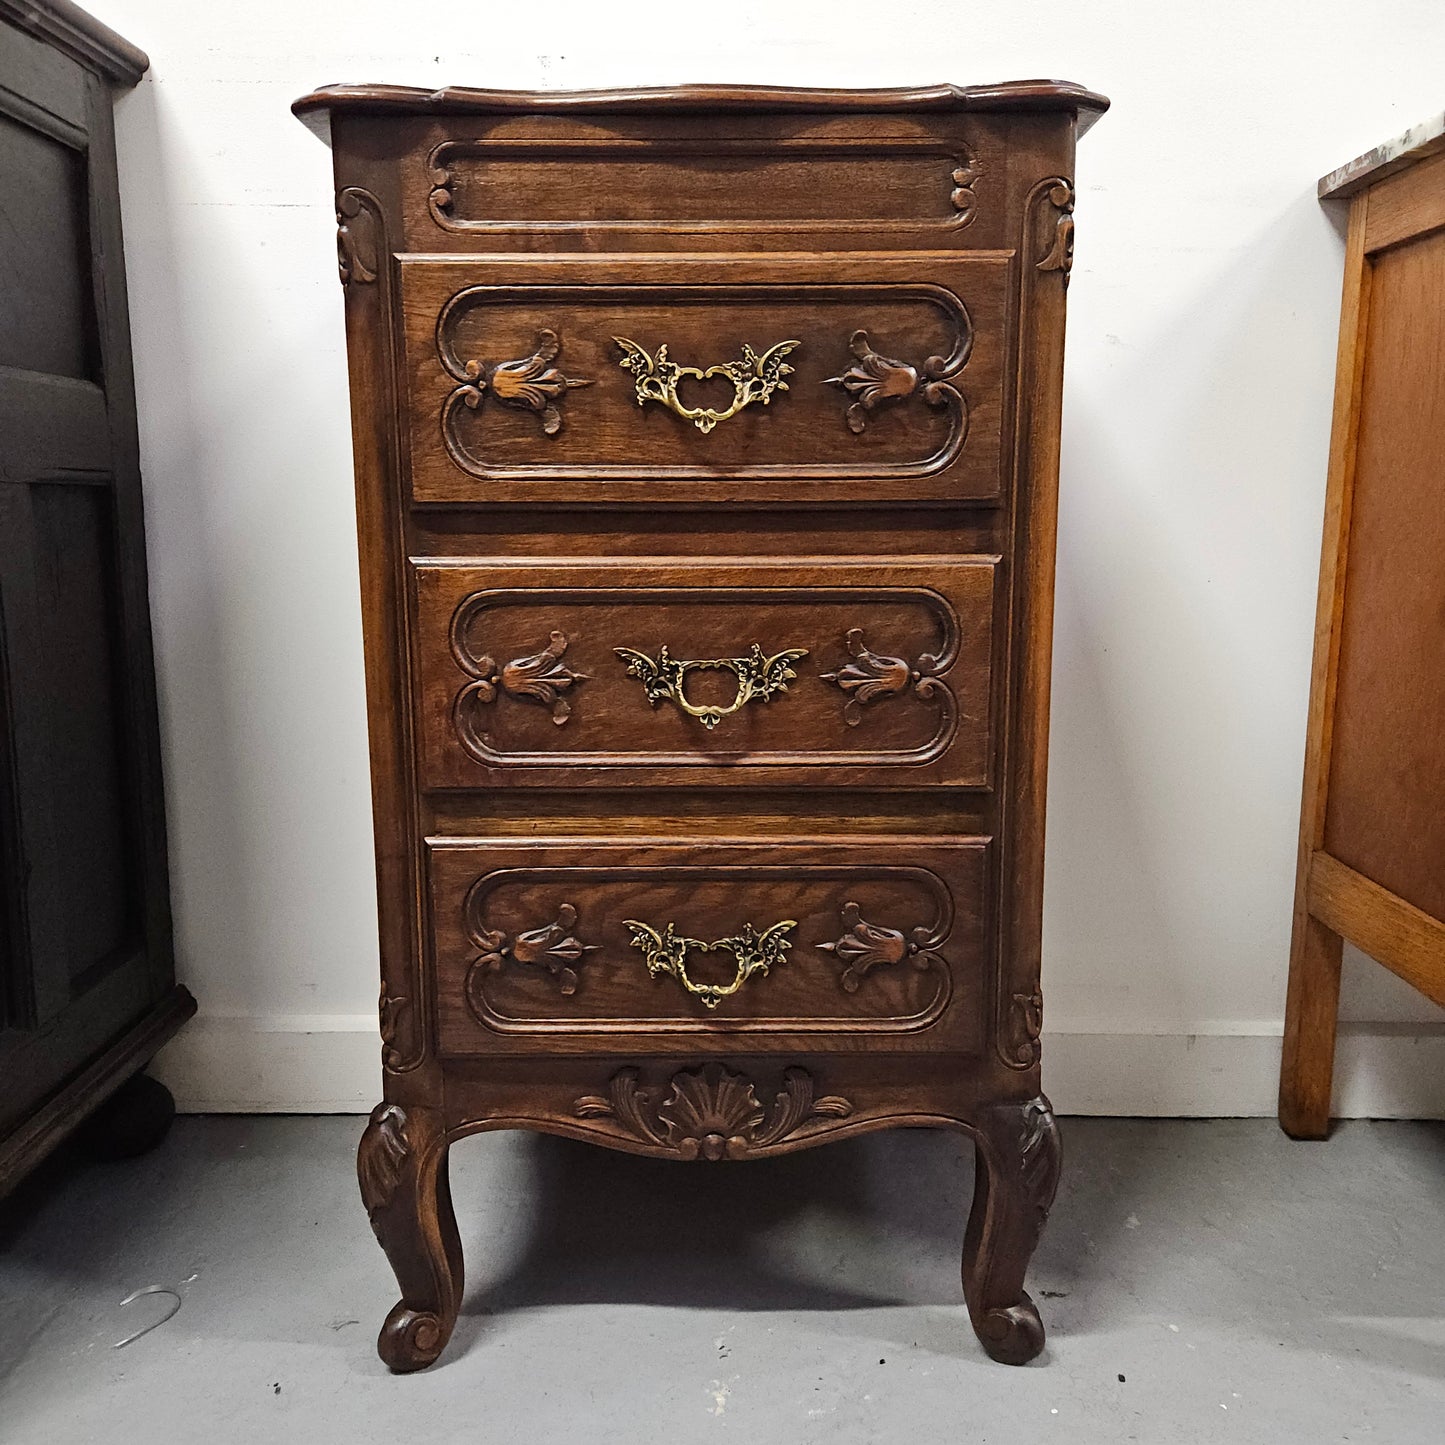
[1,1116,1441,1443]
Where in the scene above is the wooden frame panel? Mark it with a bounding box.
[1279,129,1445,1138]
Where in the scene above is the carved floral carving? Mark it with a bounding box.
[575,1064,853,1160]
[336,188,381,286]
[378,988,409,1070]
[452,628,589,742]
[427,162,456,223]
[468,903,598,999]
[950,159,980,226]
[1034,178,1075,284]
[1019,1097,1061,1225]
[821,627,954,727]
[358,1103,410,1232]
[442,328,592,439]
[823,326,972,434]
[819,901,945,992]
[1005,986,1044,1068]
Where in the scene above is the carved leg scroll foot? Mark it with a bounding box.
[357,1103,464,1373]
[961,1096,1061,1365]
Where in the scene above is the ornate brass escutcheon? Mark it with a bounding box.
[614,643,808,729]
[613,336,801,433]
[623,919,796,1009]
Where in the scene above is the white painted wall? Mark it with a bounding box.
[81,0,1445,1114]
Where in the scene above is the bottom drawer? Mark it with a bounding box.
[428,835,991,1056]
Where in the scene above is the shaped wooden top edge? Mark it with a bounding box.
[1319,112,1445,199]
[291,79,1110,135]
[0,0,149,86]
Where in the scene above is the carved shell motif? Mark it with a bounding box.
[575,1064,852,1161]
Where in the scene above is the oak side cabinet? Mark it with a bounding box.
[1279,119,1445,1137]
[293,79,1107,1371]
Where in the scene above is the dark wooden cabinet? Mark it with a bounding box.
[0,1,193,1193]
[294,79,1106,1371]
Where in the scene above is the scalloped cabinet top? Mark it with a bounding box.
[293,78,1109,138]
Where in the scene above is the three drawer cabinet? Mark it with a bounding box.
[293,79,1107,1371]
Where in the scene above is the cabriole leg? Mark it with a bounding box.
[961,1096,1061,1365]
[357,1102,463,1372]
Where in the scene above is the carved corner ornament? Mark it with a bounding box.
[452,627,589,746]
[378,988,409,1070]
[823,325,972,435]
[574,1064,852,1160]
[950,158,980,227]
[819,902,945,993]
[821,627,954,727]
[336,188,382,286]
[442,328,592,439]
[467,903,598,1001]
[1019,1096,1061,1226]
[1005,985,1044,1068]
[358,1103,410,1233]
[427,157,456,224]
[1033,178,1075,285]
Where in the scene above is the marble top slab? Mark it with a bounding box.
[1320,113,1445,199]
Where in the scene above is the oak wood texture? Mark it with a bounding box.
[428,835,989,1054]
[403,252,1002,505]
[1307,853,1445,1009]
[1279,130,1445,1139]
[301,80,1102,1369]
[0,2,189,1196]
[414,556,997,789]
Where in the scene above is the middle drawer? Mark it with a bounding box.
[413,556,999,789]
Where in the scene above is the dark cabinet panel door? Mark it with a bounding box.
[0,6,190,1172]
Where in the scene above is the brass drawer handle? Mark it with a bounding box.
[614,643,808,730]
[624,919,796,1009]
[614,336,800,433]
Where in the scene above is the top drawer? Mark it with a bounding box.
[418,115,1005,248]
[400,252,1008,507]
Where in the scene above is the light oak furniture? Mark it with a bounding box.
[293,79,1107,1369]
[1279,118,1445,1139]
[0,0,193,1195]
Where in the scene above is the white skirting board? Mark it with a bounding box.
[148,1016,1445,1119]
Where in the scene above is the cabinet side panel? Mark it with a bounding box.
[1322,226,1445,924]
[330,127,429,1079]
